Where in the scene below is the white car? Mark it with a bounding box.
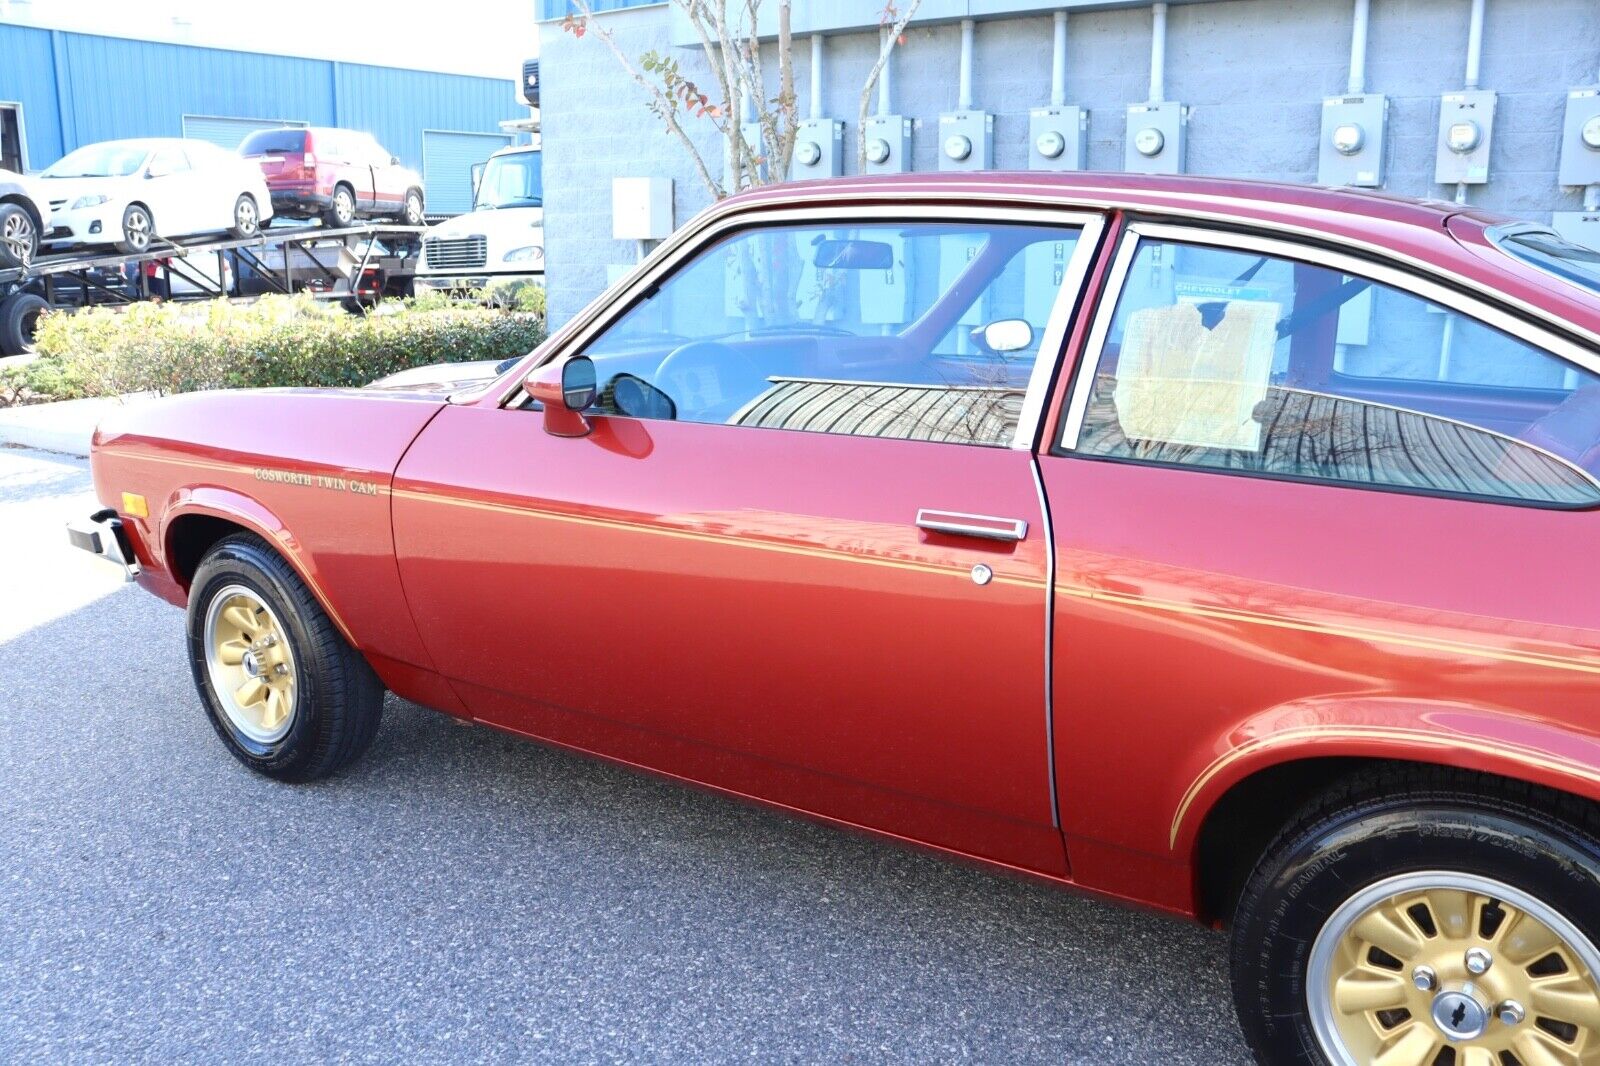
[38,138,272,254]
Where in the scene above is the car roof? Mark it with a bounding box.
[719,171,1600,343]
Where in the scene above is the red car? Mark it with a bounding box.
[73,173,1600,1066]
[238,127,425,230]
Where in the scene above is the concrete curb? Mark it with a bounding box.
[0,394,157,458]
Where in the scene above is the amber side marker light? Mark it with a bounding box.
[121,492,149,518]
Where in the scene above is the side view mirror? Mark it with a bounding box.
[524,354,597,437]
[390,155,400,165]
[972,318,1034,354]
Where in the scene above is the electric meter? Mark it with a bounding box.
[1331,123,1364,155]
[1029,106,1087,172]
[1435,90,1495,185]
[1557,88,1600,186]
[1583,114,1600,151]
[862,115,912,174]
[866,139,890,164]
[1036,131,1065,159]
[1447,120,1482,154]
[1134,127,1164,157]
[943,134,972,161]
[796,141,821,167]
[938,111,993,172]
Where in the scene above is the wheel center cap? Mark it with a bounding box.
[242,651,261,678]
[1431,990,1488,1042]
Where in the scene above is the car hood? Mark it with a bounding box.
[425,207,544,240]
[36,175,137,201]
[365,359,509,395]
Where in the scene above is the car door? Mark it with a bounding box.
[1036,222,1600,905]
[143,146,202,237]
[393,206,1104,872]
[363,135,402,214]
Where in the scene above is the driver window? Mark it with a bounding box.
[571,220,1084,447]
[147,149,190,177]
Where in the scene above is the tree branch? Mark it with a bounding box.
[857,1,923,171]
[570,0,724,200]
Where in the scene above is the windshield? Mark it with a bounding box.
[43,142,150,178]
[475,152,542,210]
[1492,226,1600,296]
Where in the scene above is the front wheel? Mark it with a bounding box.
[1230,768,1600,1066]
[401,189,424,227]
[186,533,384,781]
[117,203,153,254]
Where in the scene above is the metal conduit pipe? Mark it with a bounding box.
[1149,2,1168,104]
[1051,11,1068,107]
[810,35,823,120]
[1456,0,1487,204]
[958,18,975,111]
[1464,0,1486,90]
[1347,0,1369,96]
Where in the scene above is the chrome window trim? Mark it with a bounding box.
[492,183,1600,360]
[1058,221,1600,463]
[497,203,1104,452]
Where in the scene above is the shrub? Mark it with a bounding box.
[11,293,545,406]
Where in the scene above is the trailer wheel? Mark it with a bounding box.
[117,204,154,254]
[0,292,48,357]
[324,185,356,229]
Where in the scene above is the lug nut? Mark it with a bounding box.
[1465,948,1493,975]
[1412,965,1438,992]
[1497,1000,1526,1026]
[274,664,289,676]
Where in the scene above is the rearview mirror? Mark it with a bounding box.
[972,318,1034,354]
[524,354,597,437]
[389,155,400,165]
[814,238,894,271]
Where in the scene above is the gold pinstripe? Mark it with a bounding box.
[1167,725,1600,850]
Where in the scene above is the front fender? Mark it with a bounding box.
[161,487,359,646]
[1170,696,1600,854]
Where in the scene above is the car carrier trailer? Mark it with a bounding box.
[0,222,424,356]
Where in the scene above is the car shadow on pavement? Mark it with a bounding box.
[0,583,1251,1065]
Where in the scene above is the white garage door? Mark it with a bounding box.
[424,130,514,216]
[182,115,308,151]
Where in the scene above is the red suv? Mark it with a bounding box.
[238,127,425,230]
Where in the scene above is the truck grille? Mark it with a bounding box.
[423,235,487,271]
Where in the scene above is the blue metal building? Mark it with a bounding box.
[0,24,528,215]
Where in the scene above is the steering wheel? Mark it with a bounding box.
[653,340,756,422]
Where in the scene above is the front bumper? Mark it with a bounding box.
[42,201,124,247]
[413,270,544,294]
[67,509,140,581]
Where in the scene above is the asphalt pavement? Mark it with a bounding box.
[0,445,1251,1064]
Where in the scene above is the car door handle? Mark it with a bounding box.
[915,509,1028,542]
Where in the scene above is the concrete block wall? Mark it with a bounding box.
[539,0,1600,327]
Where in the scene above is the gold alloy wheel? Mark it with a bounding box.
[1308,872,1600,1066]
[203,584,297,744]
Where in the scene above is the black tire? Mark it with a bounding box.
[1230,765,1600,1065]
[0,202,38,269]
[323,185,356,229]
[0,292,47,356]
[229,193,261,238]
[116,203,154,254]
[186,533,384,781]
[401,188,425,227]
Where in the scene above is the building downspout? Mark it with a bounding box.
[1051,11,1068,108]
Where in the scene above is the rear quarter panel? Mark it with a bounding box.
[92,389,445,670]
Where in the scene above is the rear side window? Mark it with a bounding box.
[239,129,306,156]
[1066,236,1600,506]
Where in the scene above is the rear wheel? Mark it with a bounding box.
[0,292,47,356]
[187,533,384,781]
[117,203,153,254]
[324,185,356,229]
[1230,768,1600,1066]
[0,202,38,269]
[229,193,260,238]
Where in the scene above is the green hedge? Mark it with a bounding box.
[1,293,546,406]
